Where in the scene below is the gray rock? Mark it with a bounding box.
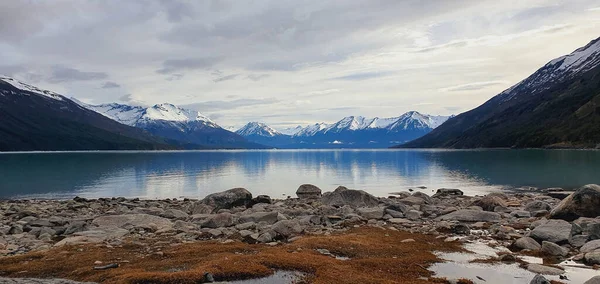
[584,276,600,284]
[271,220,303,238]
[412,192,432,204]
[471,195,508,212]
[356,207,384,220]
[570,234,590,248]
[529,219,572,244]
[398,196,426,206]
[588,223,600,240]
[8,225,23,235]
[39,227,57,237]
[385,203,409,214]
[405,210,423,221]
[432,188,463,197]
[510,210,532,218]
[550,184,600,221]
[581,239,600,253]
[0,277,96,283]
[235,222,257,230]
[525,201,551,212]
[321,186,379,208]
[257,232,274,243]
[585,251,600,265]
[437,209,501,222]
[200,188,253,210]
[526,264,564,275]
[64,221,87,235]
[188,202,214,215]
[384,209,404,218]
[239,212,280,225]
[251,195,272,205]
[541,241,568,257]
[201,213,235,228]
[296,184,322,199]
[92,214,173,231]
[160,209,189,220]
[530,274,551,284]
[208,228,222,237]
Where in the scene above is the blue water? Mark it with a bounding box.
[0,149,599,199]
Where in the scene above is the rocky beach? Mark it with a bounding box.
[2,185,600,283]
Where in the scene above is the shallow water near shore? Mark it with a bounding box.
[1,149,599,199]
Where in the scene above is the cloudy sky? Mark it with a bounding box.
[1,0,599,129]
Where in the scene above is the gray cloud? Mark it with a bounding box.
[331,71,395,81]
[441,81,507,92]
[119,94,133,102]
[213,74,239,82]
[101,81,120,89]
[157,57,221,74]
[184,98,280,111]
[47,66,108,83]
[247,74,270,81]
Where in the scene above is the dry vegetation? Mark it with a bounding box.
[0,227,465,284]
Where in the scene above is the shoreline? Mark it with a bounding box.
[2,185,600,283]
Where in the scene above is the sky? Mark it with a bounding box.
[1,0,599,129]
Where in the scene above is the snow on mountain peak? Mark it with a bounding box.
[144,103,214,124]
[294,122,329,137]
[0,76,64,101]
[279,125,303,135]
[236,122,282,137]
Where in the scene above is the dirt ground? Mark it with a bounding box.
[0,227,468,284]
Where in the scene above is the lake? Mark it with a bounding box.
[0,149,599,200]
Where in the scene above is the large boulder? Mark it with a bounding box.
[470,195,508,211]
[271,220,303,238]
[541,241,568,257]
[530,274,551,284]
[550,184,600,221]
[529,219,572,244]
[437,209,501,222]
[92,214,173,231]
[296,184,322,199]
[580,239,600,253]
[513,237,541,251]
[321,186,379,208]
[584,276,600,284]
[201,188,253,211]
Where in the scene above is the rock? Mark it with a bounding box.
[432,188,463,197]
[581,239,600,253]
[452,224,470,235]
[398,196,426,206]
[235,222,256,230]
[54,236,105,247]
[356,207,384,220]
[526,264,564,275]
[188,202,214,215]
[437,209,501,222]
[499,254,516,262]
[201,188,253,210]
[529,219,572,244]
[8,225,23,235]
[93,214,173,231]
[64,221,87,235]
[321,186,379,208]
[385,209,404,218]
[201,213,235,228]
[0,277,95,283]
[585,251,600,265]
[588,223,600,240]
[251,195,272,205]
[471,195,508,212]
[412,192,432,203]
[208,228,222,237]
[238,212,280,225]
[257,232,274,243]
[569,234,589,248]
[510,210,532,218]
[296,184,322,199]
[541,241,568,257]
[530,274,551,284]
[385,203,409,214]
[271,220,303,238]
[160,209,189,220]
[550,184,600,221]
[584,276,600,284]
[405,210,422,221]
[525,201,551,212]
[400,239,415,243]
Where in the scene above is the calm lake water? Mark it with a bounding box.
[0,149,599,200]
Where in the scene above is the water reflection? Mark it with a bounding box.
[0,149,598,199]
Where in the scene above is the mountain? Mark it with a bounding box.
[236,112,451,148]
[0,76,177,151]
[399,36,600,149]
[78,102,265,149]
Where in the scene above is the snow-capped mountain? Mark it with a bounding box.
[279,125,304,136]
[236,122,283,137]
[236,111,451,148]
[0,76,177,151]
[402,36,600,149]
[77,101,265,149]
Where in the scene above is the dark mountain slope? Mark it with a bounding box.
[398,37,600,149]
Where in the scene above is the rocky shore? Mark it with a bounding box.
[2,184,600,283]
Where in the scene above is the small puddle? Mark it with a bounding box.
[228,270,307,284]
[430,242,600,284]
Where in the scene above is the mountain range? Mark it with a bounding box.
[235,112,452,148]
[0,76,176,151]
[399,36,600,149]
